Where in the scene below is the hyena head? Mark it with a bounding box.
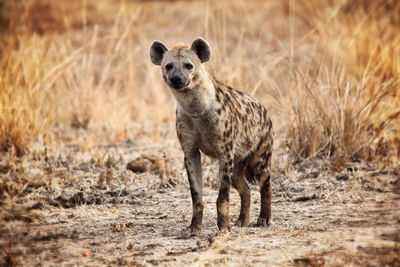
[149,37,211,91]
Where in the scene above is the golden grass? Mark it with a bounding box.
[0,35,50,156]
[283,0,400,166]
[0,0,399,167]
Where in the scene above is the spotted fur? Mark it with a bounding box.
[150,37,273,234]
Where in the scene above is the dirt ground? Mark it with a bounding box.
[1,122,399,266]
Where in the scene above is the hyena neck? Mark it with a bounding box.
[173,69,217,118]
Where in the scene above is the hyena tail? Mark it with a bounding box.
[244,133,273,185]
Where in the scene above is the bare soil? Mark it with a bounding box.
[1,123,399,266]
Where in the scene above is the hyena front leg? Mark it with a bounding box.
[216,153,234,232]
[184,150,204,234]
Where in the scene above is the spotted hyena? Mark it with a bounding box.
[150,37,273,234]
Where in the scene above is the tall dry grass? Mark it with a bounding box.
[0,0,399,167]
[0,35,51,156]
[282,0,400,166]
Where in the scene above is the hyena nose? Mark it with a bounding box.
[171,75,182,85]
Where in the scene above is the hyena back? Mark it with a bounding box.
[150,37,273,234]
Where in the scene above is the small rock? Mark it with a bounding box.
[82,251,91,257]
[78,162,91,172]
[127,158,152,173]
[126,155,164,174]
[336,173,349,181]
[294,194,317,202]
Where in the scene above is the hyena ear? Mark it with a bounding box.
[150,40,168,65]
[191,37,211,63]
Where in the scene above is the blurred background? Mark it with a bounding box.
[0,0,399,167]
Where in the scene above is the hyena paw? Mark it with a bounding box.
[181,225,201,237]
[217,225,231,235]
[234,216,250,227]
[256,216,270,227]
[217,219,231,233]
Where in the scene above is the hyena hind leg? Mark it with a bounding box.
[231,166,251,227]
[253,138,273,227]
[257,170,271,226]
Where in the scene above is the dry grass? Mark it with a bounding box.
[283,0,400,166]
[0,0,399,167]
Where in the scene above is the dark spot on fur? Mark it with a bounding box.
[216,93,221,102]
[192,73,200,82]
[262,177,271,189]
[255,161,262,169]
[228,89,236,98]
[265,151,271,163]
[218,187,229,199]
[256,134,267,151]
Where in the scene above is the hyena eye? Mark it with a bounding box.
[184,63,193,70]
[165,63,173,71]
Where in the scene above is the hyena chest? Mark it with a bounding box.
[177,111,222,158]
[196,121,221,158]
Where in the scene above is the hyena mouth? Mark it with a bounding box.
[170,81,190,91]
